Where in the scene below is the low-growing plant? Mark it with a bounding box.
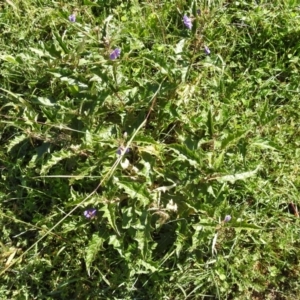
[1,0,300,299]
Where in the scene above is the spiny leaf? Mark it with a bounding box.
[231,222,261,231]
[35,97,55,107]
[108,235,124,257]
[252,140,281,151]
[215,165,261,184]
[6,134,28,153]
[137,259,157,273]
[116,181,151,206]
[85,234,104,276]
[168,143,201,167]
[0,54,18,64]
[100,204,121,236]
[53,31,69,54]
[221,130,249,149]
[40,149,75,175]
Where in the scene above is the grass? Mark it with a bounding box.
[1,0,300,299]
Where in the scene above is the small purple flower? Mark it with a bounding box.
[84,208,97,219]
[110,48,121,60]
[204,45,211,55]
[197,9,201,16]
[116,146,130,155]
[69,14,76,23]
[183,15,192,30]
[224,215,231,222]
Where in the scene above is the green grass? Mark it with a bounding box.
[1,0,300,299]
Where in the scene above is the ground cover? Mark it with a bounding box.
[1,0,300,299]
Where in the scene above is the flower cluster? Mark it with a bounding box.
[110,48,121,60]
[204,45,211,55]
[182,13,211,55]
[69,14,76,23]
[84,208,97,219]
[116,146,130,156]
[183,15,192,30]
[224,215,231,222]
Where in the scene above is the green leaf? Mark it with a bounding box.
[53,31,69,54]
[215,165,261,184]
[174,39,185,60]
[85,234,104,276]
[108,234,124,257]
[207,108,214,138]
[0,55,18,64]
[213,150,225,169]
[40,150,75,175]
[137,259,157,273]
[100,204,121,236]
[0,87,27,105]
[35,97,55,106]
[231,222,261,231]
[116,181,150,206]
[6,134,27,153]
[83,0,100,5]
[168,144,201,167]
[252,140,281,151]
[221,130,249,149]
[29,47,47,57]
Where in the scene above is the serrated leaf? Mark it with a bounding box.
[137,259,157,273]
[40,150,75,175]
[116,181,150,206]
[212,232,218,256]
[134,135,159,145]
[252,140,280,151]
[139,144,161,157]
[100,204,120,236]
[29,48,46,57]
[135,230,147,257]
[85,130,92,145]
[83,0,100,5]
[132,212,151,258]
[214,150,225,169]
[0,55,18,64]
[53,31,69,54]
[231,222,261,231]
[221,130,249,149]
[36,97,55,106]
[85,234,104,276]
[154,183,176,193]
[108,234,124,257]
[122,207,134,229]
[7,134,28,153]
[174,39,185,59]
[169,143,201,167]
[5,249,17,267]
[0,87,26,104]
[216,165,260,184]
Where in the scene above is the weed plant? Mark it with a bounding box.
[1,0,300,299]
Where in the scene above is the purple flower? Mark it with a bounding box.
[183,15,192,30]
[69,14,76,23]
[204,45,211,55]
[84,208,97,219]
[197,9,201,16]
[116,146,130,155]
[224,215,231,222]
[110,48,121,60]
